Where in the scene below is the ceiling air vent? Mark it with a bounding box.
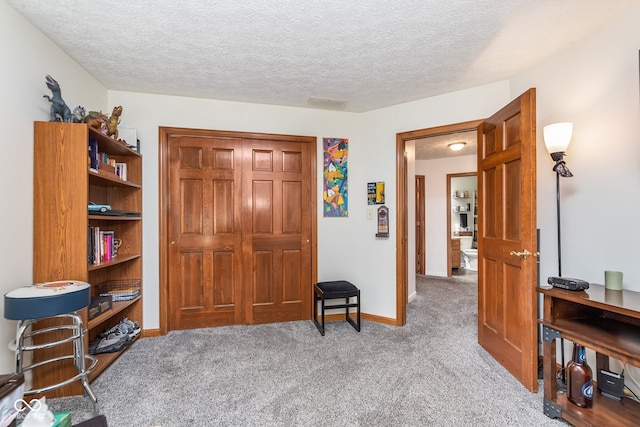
[308,96,348,110]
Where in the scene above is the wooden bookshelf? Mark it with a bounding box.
[33,121,143,398]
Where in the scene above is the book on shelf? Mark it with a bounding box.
[115,162,127,181]
[88,227,117,265]
[87,140,128,181]
[100,288,140,301]
[88,138,99,171]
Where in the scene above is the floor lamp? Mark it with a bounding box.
[543,121,574,384]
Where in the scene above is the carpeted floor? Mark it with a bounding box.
[44,273,566,426]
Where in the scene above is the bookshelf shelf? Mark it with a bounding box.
[89,169,141,188]
[88,214,141,221]
[88,254,142,271]
[88,334,141,382]
[88,297,141,330]
[33,121,143,398]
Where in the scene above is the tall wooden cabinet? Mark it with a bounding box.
[33,121,142,397]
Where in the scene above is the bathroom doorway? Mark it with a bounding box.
[447,173,478,276]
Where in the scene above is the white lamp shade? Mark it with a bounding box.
[543,122,573,154]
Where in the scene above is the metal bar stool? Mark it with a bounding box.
[313,280,361,336]
[4,281,98,413]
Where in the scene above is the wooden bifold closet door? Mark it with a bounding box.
[163,128,315,331]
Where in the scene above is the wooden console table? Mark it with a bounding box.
[538,284,640,426]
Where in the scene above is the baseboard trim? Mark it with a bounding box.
[408,290,417,303]
[141,328,161,338]
[319,312,397,326]
[142,312,398,338]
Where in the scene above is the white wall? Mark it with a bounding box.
[416,155,477,276]
[511,6,640,290]
[0,0,108,374]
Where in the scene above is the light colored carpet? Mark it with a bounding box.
[44,274,566,426]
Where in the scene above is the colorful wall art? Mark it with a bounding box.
[323,137,348,217]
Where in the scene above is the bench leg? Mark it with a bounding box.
[321,297,326,335]
[312,292,325,336]
[356,290,361,331]
[345,292,361,332]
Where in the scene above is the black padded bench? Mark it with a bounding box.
[313,280,360,336]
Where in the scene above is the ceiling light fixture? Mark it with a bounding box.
[448,142,466,151]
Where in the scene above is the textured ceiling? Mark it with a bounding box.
[414,131,477,161]
[7,0,639,114]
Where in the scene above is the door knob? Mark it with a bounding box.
[510,249,539,259]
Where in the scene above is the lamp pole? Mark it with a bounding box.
[556,171,562,277]
[555,168,566,384]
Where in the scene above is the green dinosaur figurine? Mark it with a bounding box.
[106,105,122,139]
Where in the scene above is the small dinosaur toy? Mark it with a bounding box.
[106,105,123,139]
[84,110,108,131]
[72,106,86,123]
[43,75,73,122]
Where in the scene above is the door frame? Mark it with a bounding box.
[395,120,483,325]
[415,175,425,275]
[158,127,318,335]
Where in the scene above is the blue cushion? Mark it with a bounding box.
[4,281,91,320]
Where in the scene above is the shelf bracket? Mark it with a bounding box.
[543,399,561,419]
[542,325,561,342]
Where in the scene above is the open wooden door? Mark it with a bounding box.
[477,88,538,392]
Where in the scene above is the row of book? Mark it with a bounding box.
[115,162,128,181]
[88,138,128,181]
[88,226,117,265]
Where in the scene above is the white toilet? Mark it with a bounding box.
[460,237,478,271]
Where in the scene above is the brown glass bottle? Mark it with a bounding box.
[566,344,593,408]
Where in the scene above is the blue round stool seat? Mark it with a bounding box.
[4,280,90,320]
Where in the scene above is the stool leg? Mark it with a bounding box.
[71,313,98,414]
[12,314,99,414]
[14,319,29,374]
